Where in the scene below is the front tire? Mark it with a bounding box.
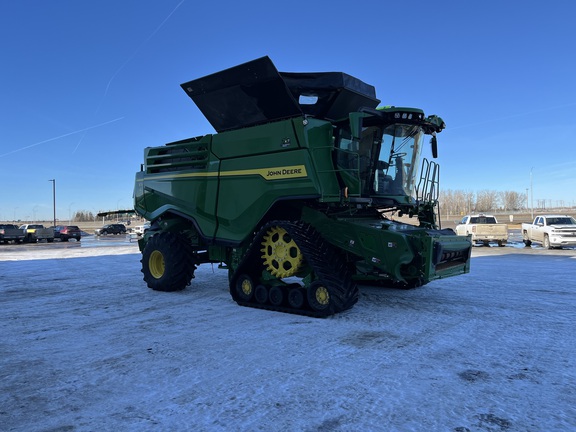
[543,234,551,249]
[141,232,195,292]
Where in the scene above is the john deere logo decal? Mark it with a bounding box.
[263,166,307,180]
[219,165,308,180]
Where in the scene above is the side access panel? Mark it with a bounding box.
[214,149,321,244]
[134,136,220,239]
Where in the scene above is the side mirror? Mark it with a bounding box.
[430,135,438,158]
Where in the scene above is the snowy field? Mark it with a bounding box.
[1,237,575,431]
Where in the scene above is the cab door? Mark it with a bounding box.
[532,217,544,242]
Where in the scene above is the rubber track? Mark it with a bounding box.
[229,220,359,318]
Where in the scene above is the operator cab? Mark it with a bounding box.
[335,107,445,209]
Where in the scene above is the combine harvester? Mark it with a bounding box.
[133,57,471,317]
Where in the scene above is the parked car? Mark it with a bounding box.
[53,225,82,242]
[95,224,127,236]
[134,221,151,236]
[19,224,55,243]
[0,224,26,244]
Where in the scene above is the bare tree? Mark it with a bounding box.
[439,189,476,216]
[73,210,96,222]
[473,190,499,212]
[499,190,525,211]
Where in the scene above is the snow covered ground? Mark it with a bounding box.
[1,238,575,431]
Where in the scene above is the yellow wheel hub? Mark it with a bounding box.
[314,285,330,306]
[149,250,165,279]
[261,226,303,278]
[241,279,253,296]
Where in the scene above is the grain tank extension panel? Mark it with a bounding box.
[180,56,380,132]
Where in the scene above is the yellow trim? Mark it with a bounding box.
[138,165,308,181]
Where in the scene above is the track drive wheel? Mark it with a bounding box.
[261,226,304,278]
[141,232,195,292]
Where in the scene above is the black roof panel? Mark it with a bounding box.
[181,56,380,132]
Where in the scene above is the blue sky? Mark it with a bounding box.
[1,1,575,221]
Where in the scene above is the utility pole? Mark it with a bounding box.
[49,179,56,227]
[530,168,534,220]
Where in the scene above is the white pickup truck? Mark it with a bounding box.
[522,215,576,249]
[133,221,151,236]
[455,214,508,247]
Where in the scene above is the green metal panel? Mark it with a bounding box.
[134,136,220,239]
[211,118,302,159]
[214,149,321,243]
[302,207,470,284]
[297,118,342,201]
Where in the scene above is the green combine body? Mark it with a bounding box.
[134,57,471,317]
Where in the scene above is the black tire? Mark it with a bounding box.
[141,232,195,292]
[254,285,268,304]
[522,231,532,247]
[236,274,254,301]
[62,237,69,242]
[47,238,54,243]
[287,286,304,309]
[269,286,284,306]
[76,237,81,242]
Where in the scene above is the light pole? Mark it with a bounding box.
[116,199,123,222]
[530,168,534,220]
[49,179,56,227]
[68,202,75,225]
